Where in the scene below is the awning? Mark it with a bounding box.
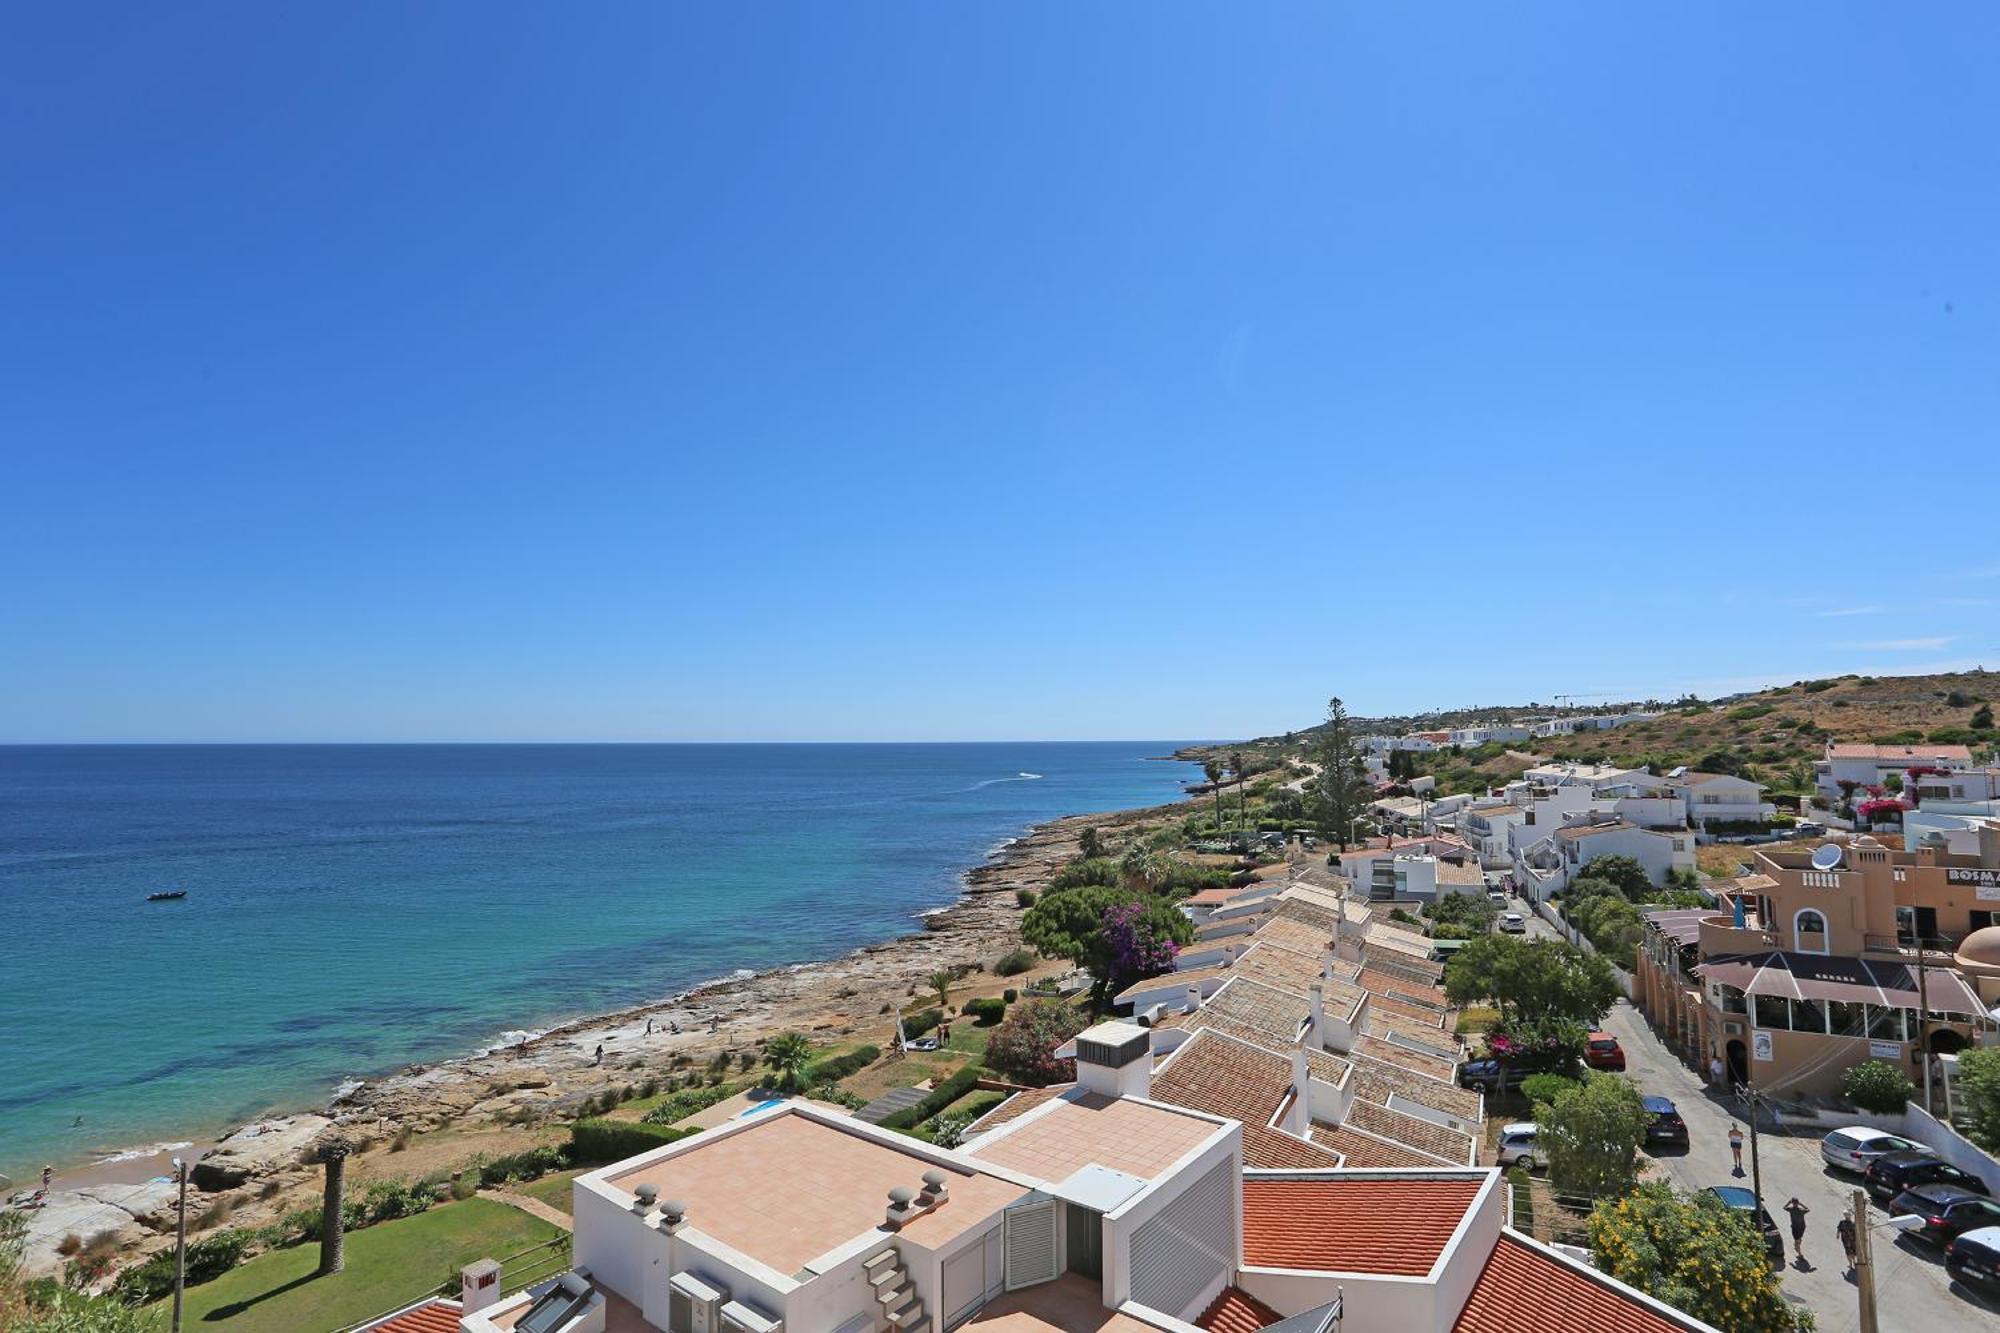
[1696,951,1987,1018]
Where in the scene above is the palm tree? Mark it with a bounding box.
[1231,750,1248,828]
[928,968,955,1015]
[1120,844,1168,893]
[763,1032,814,1093]
[313,1131,350,1277]
[1202,759,1224,828]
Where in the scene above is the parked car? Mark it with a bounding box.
[1499,912,1526,933]
[1701,1185,1783,1265]
[1946,1225,2000,1299]
[1496,1123,1541,1170]
[1458,1058,1529,1095]
[1641,1095,1689,1148]
[1821,1127,1932,1174]
[1887,1184,2000,1247]
[1584,1032,1626,1072]
[1488,891,1508,908]
[1865,1150,1991,1206]
[1795,820,1827,836]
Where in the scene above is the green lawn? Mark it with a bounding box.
[155,1198,563,1332]
[517,1167,589,1216]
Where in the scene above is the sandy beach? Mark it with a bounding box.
[10,793,1187,1276]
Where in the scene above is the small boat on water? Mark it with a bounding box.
[146,890,187,902]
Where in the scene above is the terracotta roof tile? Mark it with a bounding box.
[1115,962,1233,1004]
[1234,942,1339,996]
[1249,914,1337,956]
[1308,1123,1442,1168]
[1196,1286,1283,1333]
[1363,1016,1462,1062]
[1356,966,1450,1007]
[1347,1054,1482,1121]
[1273,897,1344,933]
[1242,1122,1344,1169]
[1369,993,1453,1026]
[1454,1233,1694,1333]
[1151,1030,1290,1126]
[965,1083,1069,1136]
[1346,1100,1478,1165]
[369,1301,463,1333]
[1351,1035,1458,1082]
[1242,1176,1483,1274]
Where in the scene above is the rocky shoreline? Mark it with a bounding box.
[10,794,1187,1278]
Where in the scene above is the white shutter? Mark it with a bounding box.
[1004,1198,1060,1290]
[1129,1160,1234,1319]
[984,1225,1005,1300]
[942,1242,987,1328]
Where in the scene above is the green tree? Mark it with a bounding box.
[1230,750,1248,827]
[763,1032,814,1092]
[1019,885,1192,1004]
[927,969,955,1014]
[1781,761,1816,795]
[1078,826,1105,859]
[1119,844,1169,893]
[1202,758,1225,827]
[1444,935,1620,1027]
[1537,1072,1649,1198]
[1972,703,1994,731]
[1839,1060,1914,1114]
[1310,697,1373,850]
[1589,1183,1810,1331]
[1576,855,1651,900]
[1958,1047,2000,1150]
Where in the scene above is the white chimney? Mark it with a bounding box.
[1308,984,1326,1043]
[1184,985,1201,1015]
[1288,1042,1312,1133]
[1070,1021,1154,1099]
[461,1258,503,1315]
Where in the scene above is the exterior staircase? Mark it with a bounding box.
[864,1245,928,1333]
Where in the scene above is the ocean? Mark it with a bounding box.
[0,742,1200,1179]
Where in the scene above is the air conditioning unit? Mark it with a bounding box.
[720,1299,783,1333]
[669,1273,730,1333]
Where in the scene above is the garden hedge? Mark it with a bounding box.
[572,1117,698,1163]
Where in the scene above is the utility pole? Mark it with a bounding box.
[1852,1188,1877,1333]
[1917,941,1933,1115]
[171,1156,188,1333]
[1739,1081,1765,1223]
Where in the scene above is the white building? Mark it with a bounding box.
[1662,770,1774,829]
[1445,724,1531,746]
[1514,818,1691,902]
[1816,741,1975,798]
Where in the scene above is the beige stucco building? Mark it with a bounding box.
[1635,820,2000,1099]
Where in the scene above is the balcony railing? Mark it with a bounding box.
[1863,933,1963,959]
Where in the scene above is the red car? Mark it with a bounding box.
[1585,1032,1626,1071]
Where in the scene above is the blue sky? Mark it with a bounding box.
[3,4,1996,743]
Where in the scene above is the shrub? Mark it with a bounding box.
[879,1064,987,1131]
[111,1229,251,1304]
[572,1117,698,1162]
[984,999,1092,1087]
[1537,1072,1649,1199]
[1015,888,1038,908]
[804,1044,880,1085]
[994,948,1036,977]
[901,1007,944,1037]
[476,1143,571,1186]
[963,996,1006,1024]
[1520,1072,1581,1106]
[1840,1060,1915,1115]
[639,1079,743,1125]
[362,1179,434,1223]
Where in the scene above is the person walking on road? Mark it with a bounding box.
[1710,1053,1725,1087]
[1728,1124,1744,1175]
[1784,1197,1810,1266]
[1837,1213,1857,1273]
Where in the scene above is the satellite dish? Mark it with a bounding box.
[1811,843,1844,871]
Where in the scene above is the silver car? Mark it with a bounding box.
[1820,1126,1929,1173]
[1496,1122,1541,1170]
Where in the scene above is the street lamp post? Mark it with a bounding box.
[1853,1186,1928,1333]
[170,1156,189,1333]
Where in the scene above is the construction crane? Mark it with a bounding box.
[1552,692,1619,707]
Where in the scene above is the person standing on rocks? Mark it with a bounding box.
[593,1043,604,1066]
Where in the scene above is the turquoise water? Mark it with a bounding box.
[0,743,1199,1177]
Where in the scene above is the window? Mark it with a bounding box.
[1790,997,1828,1035]
[1720,985,1747,1015]
[1794,909,1829,954]
[1867,1006,1906,1041]
[1754,993,1791,1031]
[1829,1001,1868,1036]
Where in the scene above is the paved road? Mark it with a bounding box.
[1599,1000,2000,1332]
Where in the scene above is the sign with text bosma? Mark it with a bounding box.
[1946,868,2000,902]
